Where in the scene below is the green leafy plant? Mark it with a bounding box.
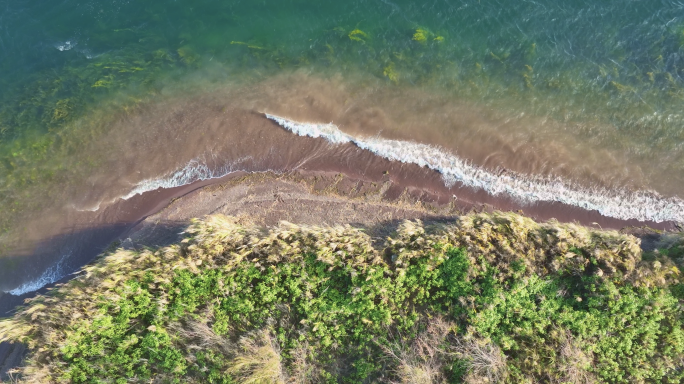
[1,212,683,383]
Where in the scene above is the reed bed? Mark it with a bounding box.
[1,212,683,383]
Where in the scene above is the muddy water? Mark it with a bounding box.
[14,71,677,220]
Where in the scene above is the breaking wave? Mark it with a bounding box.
[266,113,684,223]
[6,252,69,296]
[54,40,77,51]
[122,158,252,200]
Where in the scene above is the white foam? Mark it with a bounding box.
[7,253,69,296]
[55,40,76,51]
[16,158,255,296]
[79,49,102,60]
[122,158,251,200]
[266,113,684,223]
[71,201,102,212]
[13,159,253,296]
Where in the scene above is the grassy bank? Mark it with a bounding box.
[1,212,683,383]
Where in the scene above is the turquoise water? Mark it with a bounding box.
[3,0,684,139]
[1,0,684,293]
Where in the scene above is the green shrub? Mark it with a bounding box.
[2,213,683,383]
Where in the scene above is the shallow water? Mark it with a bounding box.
[1,0,684,294]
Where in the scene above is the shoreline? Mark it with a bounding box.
[3,164,679,304]
[1,100,681,300]
[2,165,678,307]
[3,202,682,382]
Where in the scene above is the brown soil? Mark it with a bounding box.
[120,171,464,251]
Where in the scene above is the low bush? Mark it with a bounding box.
[2,212,683,383]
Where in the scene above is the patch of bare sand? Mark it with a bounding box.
[120,171,465,251]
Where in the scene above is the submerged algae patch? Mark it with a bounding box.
[348,29,369,43]
[2,212,683,383]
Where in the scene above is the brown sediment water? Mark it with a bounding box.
[244,73,683,196]
[0,71,681,302]
[39,72,684,211]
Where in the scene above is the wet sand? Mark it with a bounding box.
[2,161,677,311]
[2,164,675,312]
[120,171,459,250]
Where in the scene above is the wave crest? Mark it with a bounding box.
[6,253,69,296]
[266,113,684,223]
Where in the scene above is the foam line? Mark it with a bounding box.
[122,158,248,200]
[8,159,248,295]
[266,113,684,223]
[7,253,69,296]
[13,158,254,295]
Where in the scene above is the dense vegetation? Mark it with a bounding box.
[2,212,684,383]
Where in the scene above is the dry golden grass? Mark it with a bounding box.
[286,342,322,384]
[1,211,680,382]
[454,338,508,384]
[169,319,233,357]
[382,316,455,384]
[556,331,596,384]
[227,328,285,384]
[387,212,679,289]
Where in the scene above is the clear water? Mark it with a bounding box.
[1,0,684,292]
